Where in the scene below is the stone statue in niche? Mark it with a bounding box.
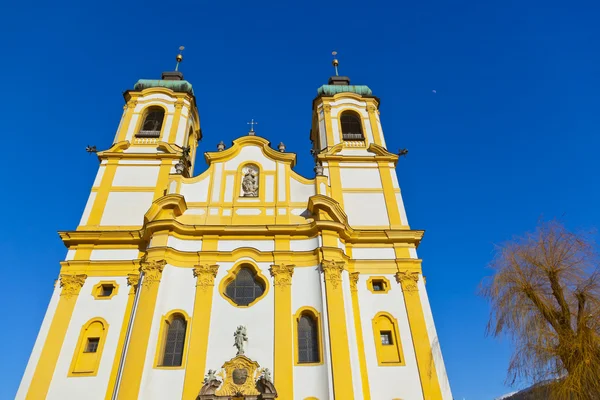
[241,165,259,197]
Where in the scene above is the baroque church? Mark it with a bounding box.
[17,53,452,400]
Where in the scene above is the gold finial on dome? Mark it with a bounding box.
[331,51,339,76]
[175,46,185,71]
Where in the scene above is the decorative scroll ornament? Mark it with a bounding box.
[60,274,87,299]
[215,355,261,396]
[349,272,360,292]
[193,264,219,292]
[269,264,295,287]
[322,260,345,290]
[234,326,248,356]
[241,164,259,197]
[323,104,332,113]
[395,271,420,294]
[127,273,140,294]
[140,259,166,289]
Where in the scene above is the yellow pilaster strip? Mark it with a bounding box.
[327,160,344,208]
[115,99,138,143]
[167,100,184,143]
[396,271,443,399]
[153,160,173,201]
[86,160,118,227]
[182,264,219,400]
[366,104,383,146]
[104,274,139,400]
[26,274,87,400]
[349,272,371,399]
[270,264,294,399]
[378,162,403,228]
[323,102,335,149]
[117,259,165,400]
[321,259,354,399]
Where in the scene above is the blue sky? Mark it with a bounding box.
[1,1,598,399]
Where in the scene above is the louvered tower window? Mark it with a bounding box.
[161,316,186,367]
[225,267,265,306]
[340,112,364,140]
[298,314,320,363]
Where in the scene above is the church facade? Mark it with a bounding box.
[17,65,452,400]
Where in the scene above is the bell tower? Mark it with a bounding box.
[79,50,201,230]
[310,56,407,230]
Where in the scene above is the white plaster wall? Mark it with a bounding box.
[112,166,160,187]
[292,266,330,400]
[174,113,188,146]
[290,178,315,203]
[342,272,364,399]
[101,192,155,226]
[330,98,368,111]
[79,192,96,226]
[46,276,129,400]
[364,119,375,145]
[418,279,453,399]
[15,284,61,400]
[342,193,389,227]
[217,240,274,252]
[211,164,223,202]
[180,175,210,203]
[290,238,319,251]
[138,265,196,400]
[352,247,396,260]
[340,168,382,190]
[92,166,105,187]
[65,249,76,261]
[318,112,327,149]
[124,114,140,142]
[224,175,234,202]
[223,146,276,171]
[331,119,341,145]
[265,175,275,202]
[396,193,410,226]
[277,163,286,201]
[358,274,424,400]
[166,236,203,252]
[205,260,274,379]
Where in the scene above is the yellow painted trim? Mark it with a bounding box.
[68,317,110,377]
[104,275,137,400]
[182,264,219,399]
[167,100,184,143]
[204,135,296,167]
[85,160,118,227]
[91,280,119,300]
[26,275,86,399]
[293,306,324,366]
[271,264,294,399]
[153,309,191,369]
[349,273,371,399]
[371,312,406,366]
[218,261,270,308]
[366,276,391,294]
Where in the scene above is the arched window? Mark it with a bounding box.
[295,307,322,365]
[69,318,108,376]
[372,312,405,366]
[340,111,364,141]
[137,107,165,138]
[225,267,265,306]
[159,314,187,367]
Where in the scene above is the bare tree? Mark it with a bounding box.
[481,221,600,399]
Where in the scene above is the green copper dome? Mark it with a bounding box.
[133,79,194,95]
[316,84,372,97]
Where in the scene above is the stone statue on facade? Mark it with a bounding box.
[241,165,259,197]
[234,326,248,356]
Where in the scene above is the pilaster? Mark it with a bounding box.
[349,272,371,399]
[395,271,443,400]
[104,273,140,400]
[321,259,354,399]
[182,264,220,400]
[26,274,87,400]
[117,259,165,400]
[269,263,294,399]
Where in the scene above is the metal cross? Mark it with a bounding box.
[247,119,258,133]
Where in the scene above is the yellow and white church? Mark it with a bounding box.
[17,58,452,400]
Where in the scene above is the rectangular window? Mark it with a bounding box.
[372,280,385,291]
[100,285,114,297]
[380,331,393,345]
[84,338,100,353]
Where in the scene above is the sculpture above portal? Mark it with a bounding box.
[241,164,259,197]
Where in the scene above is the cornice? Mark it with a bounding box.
[317,143,399,164]
[204,135,297,167]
